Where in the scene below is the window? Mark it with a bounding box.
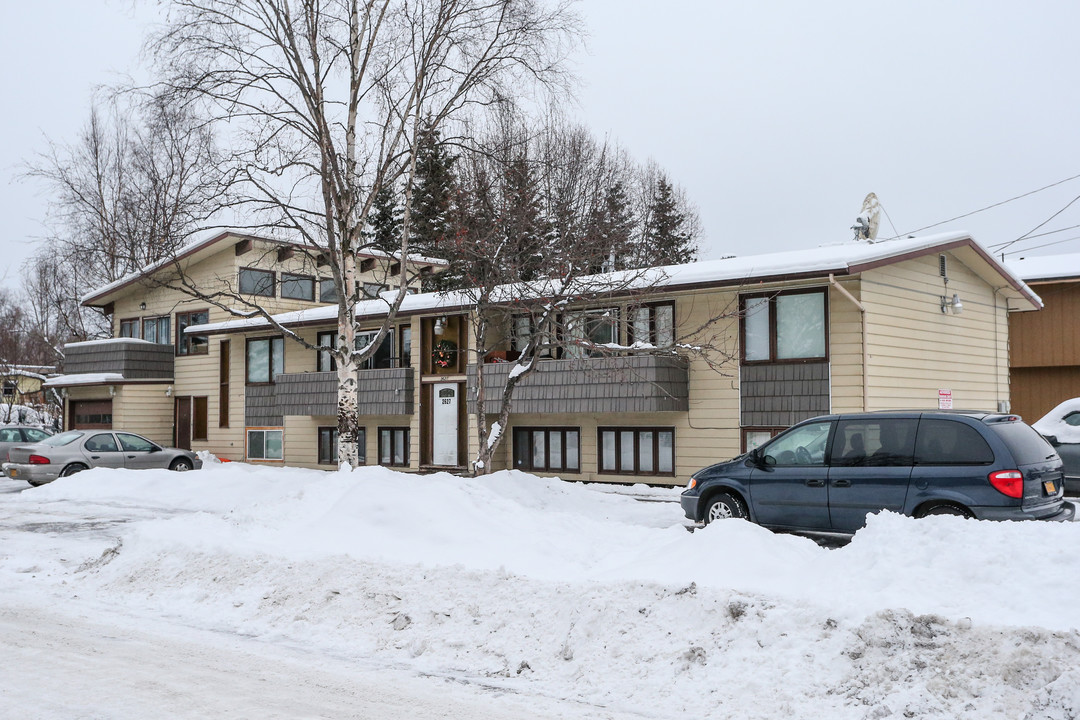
[119,318,141,338]
[598,427,675,475]
[399,325,412,367]
[0,428,20,442]
[512,313,554,357]
[246,337,285,383]
[2,380,15,398]
[318,427,363,465]
[247,428,283,460]
[117,433,159,452]
[513,428,580,472]
[741,289,827,363]
[743,428,783,453]
[219,340,230,428]
[830,419,918,467]
[759,421,832,466]
[362,282,386,299]
[176,310,209,356]
[239,267,275,297]
[378,427,409,466]
[280,273,315,301]
[629,303,675,347]
[914,420,994,465]
[566,308,619,359]
[355,329,395,369]
[317,331,337,372]
[142,317,170,345]
[85,433,120,452]
[320,279,339,303]
[193,396,208,441]
[23,428,51,443]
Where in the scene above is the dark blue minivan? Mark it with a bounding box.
[681,411,1075,534]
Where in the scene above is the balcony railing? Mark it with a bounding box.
[62,339,174,379]
[467,355,689,415]
[248,368,415,425]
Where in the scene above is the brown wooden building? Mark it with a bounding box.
[1007,253,1080,422]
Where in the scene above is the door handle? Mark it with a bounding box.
[90,455,100,459]
[832,479,852,488]
[805,479,826,487]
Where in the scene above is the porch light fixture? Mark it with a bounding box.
[434,316,446,335]
[165,385,173,397]
[108,385,117,397]
[139,302,147,311]
[940,293,963,315]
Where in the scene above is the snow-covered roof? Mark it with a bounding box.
[64,338,157,349]
[44,373,125,388]
[1007,252,1080,282]
[188,231,1037,336]
[80,229,449,306]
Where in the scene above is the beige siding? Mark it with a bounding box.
[860,251,1010,412]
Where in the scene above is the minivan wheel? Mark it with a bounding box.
[919,503,972,519]
[704,492,748,524]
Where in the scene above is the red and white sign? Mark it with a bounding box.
[938,389,953,410]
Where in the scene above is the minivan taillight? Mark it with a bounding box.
[989,470,1024,498]
[28,455,51,465]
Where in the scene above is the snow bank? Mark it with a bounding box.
[6,463,1080,718]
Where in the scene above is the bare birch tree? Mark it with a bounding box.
[149,0,577,466]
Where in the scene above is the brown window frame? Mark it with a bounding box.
[245,336,285,385]
[739,287,829,365]
[119,318,141,338]
[280,272,316,301]
[192,396,209,441]
[377,426,410,467]
[741,427,785,453]
[239,266,276,297]
[141,316,171,345]
[246,427,284,462]
[512,427,580,472]
[597,426,676,477]
[176,309,210,356]
[317,331,337,372]
[219,340,230,428]
[318,426,364,465]
[628,301,676,347]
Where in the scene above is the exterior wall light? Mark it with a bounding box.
[139,302,147,311]
[940,293,963,314]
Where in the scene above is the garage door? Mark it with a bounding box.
[69,400,113,430]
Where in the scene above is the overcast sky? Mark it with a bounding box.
[3,0,1080,287]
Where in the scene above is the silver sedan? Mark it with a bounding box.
[3,430,202,486]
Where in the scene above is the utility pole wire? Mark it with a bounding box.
[885,171,1080,240]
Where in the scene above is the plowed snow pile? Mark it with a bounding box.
[2,461,1080,719]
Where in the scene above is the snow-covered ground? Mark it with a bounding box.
[2,461,1080,719]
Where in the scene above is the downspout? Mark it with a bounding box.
[829,274,869,412]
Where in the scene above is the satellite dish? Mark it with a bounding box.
[851,192,881,241]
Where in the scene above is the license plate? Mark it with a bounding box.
[1044,480,1057,494]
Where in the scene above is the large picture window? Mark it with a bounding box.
[247,428,283,461]
[320,279,339,303]
[246,336,285,383]
[280,273,315,301]
[378,427,409,466]
[176,310,209,355]
[513,427,580,473]
[598,427,675,476]
[741,289,827,363]
[239,267,275,297]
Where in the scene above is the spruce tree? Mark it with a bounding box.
[643,175,697,267]
[365,183,402,256]
[410,124,457,260]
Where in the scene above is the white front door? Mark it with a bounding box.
[432,383,459,466]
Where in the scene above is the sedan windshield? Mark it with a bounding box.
[41,431,84,447]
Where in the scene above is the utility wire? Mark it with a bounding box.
[885,171,1080,239]
[992,192,1080,254]
[1000,233,1080,256]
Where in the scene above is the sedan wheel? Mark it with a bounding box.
[60,463,88,477]
[170,458,193,472]
[704,492,748,524]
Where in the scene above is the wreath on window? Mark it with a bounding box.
[432,339,458,369]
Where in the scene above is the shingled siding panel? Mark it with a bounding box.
[246,385,283,427]
[466,356,689,415]
[64,341,174,379]
[739,362,830,427]
[274,369,414,417]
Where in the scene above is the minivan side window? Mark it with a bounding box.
[831,418,918,467]
[761,421,832,466]
[914,419,994,465]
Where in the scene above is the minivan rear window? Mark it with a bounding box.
[990,421,1058,466]
[914,419,994,465]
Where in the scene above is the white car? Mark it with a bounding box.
[1033,399,1080,495]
